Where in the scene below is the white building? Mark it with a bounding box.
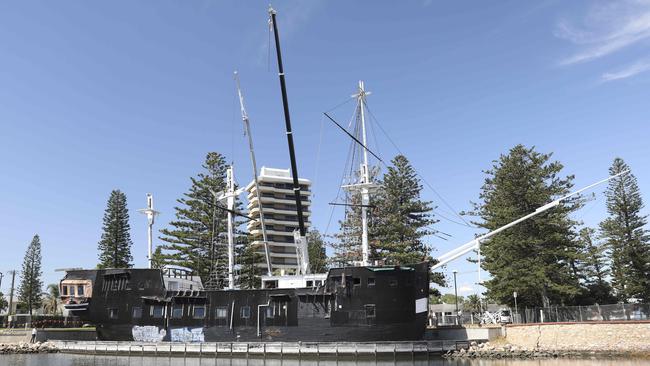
[246,167,311,275]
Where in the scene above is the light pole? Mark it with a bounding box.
[513,291,518,323]
[453,270,459,324]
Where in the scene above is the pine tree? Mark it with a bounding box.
[575,228,615,304]
[237,237,265,290]
[307,230,328,273]
[0,292,7,313]
[599,158,650,302]
[19,235,43,316]
[330,190,364,266]
[372,155,437,265]
[471,145,582,307]
[150,247,165,269]
[97,190,133,268]
[158,152,230,287]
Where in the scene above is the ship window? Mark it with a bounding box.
[367,278,375,287]
[193,306,205,319]
[306,280,313,287]
[353,278,361,286]
[77,285,85,296]
[172,305,184,319]
[365,304,376,318]
[389,279,398,287]
[132,307,142,319]
[152,305,164,318]
[240,306,251,319]
[62,286,68,296]
[108,308,118,319]
[215,307,228,319]
[263,280,278,289]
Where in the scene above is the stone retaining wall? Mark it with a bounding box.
[506,321,650,352]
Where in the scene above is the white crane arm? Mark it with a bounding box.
[431,170,628,271]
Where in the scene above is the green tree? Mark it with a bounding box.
[599,158,650,302]
[471,145,582,307]
[158,152,229,286]
[372,155,438,265]
[237,238,265,290]
[19,235,43,316]
[43,283,60,315]
[574,228,616,304]
[97,190,133,268]
[150,247,165,269]
[307,230,328,273]
[463,294,482,314]
[0,292,8,313]
[330,190,364,267]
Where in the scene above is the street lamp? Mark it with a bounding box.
[453,270,459,324]
[513,291,518,323]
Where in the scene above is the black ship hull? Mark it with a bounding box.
[61,264,429,342]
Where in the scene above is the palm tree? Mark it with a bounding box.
[42,284,60,315]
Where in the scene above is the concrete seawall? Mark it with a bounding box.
[54,340,465,357]
[506,321,650,352]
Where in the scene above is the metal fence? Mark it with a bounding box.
[514,303,650,324]
[431,303,650,327]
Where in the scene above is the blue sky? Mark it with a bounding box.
[1,1,649,298]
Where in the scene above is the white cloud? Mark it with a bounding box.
[457,284,475,295]
[555,1,650,66]
[602,59,650,81]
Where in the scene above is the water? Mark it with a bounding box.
[2,354,650,366]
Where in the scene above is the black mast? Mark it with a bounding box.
[268,6,306,237]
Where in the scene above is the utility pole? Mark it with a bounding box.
[0,272,3,292]
[138,194,160,269]
[8,270,16,317]
[453,269,459,325]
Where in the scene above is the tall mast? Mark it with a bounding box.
[212,167,245,289]
[234,71,273,276]
[268,6,310,274]
[357,81,371,266]
[138,193,159,269]
[341,81,376,267]
[225,166,236,289]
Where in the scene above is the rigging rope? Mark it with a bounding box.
[363,101,475,228]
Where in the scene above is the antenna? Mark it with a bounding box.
[138,193,160,269]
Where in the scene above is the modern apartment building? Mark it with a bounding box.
[245,167,311,275]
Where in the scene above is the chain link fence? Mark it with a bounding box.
[431,303,650,327]
[513,303,650,323]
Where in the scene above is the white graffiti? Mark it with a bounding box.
[132,326,166,342]
[170,327,204,343]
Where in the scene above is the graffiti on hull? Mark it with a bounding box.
[171,327,205,342]
[132,325,166,342]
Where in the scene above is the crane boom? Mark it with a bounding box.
[431,170,628,271]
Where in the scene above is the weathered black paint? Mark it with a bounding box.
[62,263,429,342]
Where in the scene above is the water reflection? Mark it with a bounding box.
[2,354,650,366]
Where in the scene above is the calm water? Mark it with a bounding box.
[2,354,650,366]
